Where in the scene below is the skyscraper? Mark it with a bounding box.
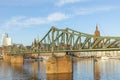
[1,33,12,46]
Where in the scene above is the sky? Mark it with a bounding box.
[0,0,120,46]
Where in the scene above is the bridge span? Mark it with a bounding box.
[2,26,120,54]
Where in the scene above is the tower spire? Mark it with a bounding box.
[96,24,98,31]
[94,24,100,36]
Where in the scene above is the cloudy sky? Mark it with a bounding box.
[0,0,120,46]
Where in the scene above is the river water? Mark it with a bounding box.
[0,58,120,80]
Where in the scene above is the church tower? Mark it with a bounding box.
[94,25,101,48]
[94,25,100,36]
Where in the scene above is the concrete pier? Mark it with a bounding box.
[3,53,23,64]
[10,55,23,64]
[3,53,11,62]
[46,54,72,74]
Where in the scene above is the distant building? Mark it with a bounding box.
[1,33,12,46]
[94,25,101,48]
[94,25,100,36]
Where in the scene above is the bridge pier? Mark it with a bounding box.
[3,53,23,64]
[46,54,72,74]
[3,53,11,62]
[10,55,23,64]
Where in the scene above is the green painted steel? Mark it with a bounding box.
[32,26,120,53]
[5,26,120,54]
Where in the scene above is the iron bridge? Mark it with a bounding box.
[4,26,120,54]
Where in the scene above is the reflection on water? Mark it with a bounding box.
[73,58,120,80]
[100,59,120,80]
[73,58,93,80]
[0,58,120,80]
[11,63,23,73]
[94,60,101,80]
[0,60,46,80]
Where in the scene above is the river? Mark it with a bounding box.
[0,58,120,80]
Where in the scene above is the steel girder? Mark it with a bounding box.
[37,27,120,52]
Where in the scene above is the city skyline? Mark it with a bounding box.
[0,0,120,46]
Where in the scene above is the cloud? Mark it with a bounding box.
[75,6,116,15]
[56,0,88,6]
[47,13,69,22]
[0,12,69,32]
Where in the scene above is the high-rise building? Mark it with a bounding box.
[1,33,12,46]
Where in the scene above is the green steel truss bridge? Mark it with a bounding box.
[32,26,120,53]
[4,26,120,54]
